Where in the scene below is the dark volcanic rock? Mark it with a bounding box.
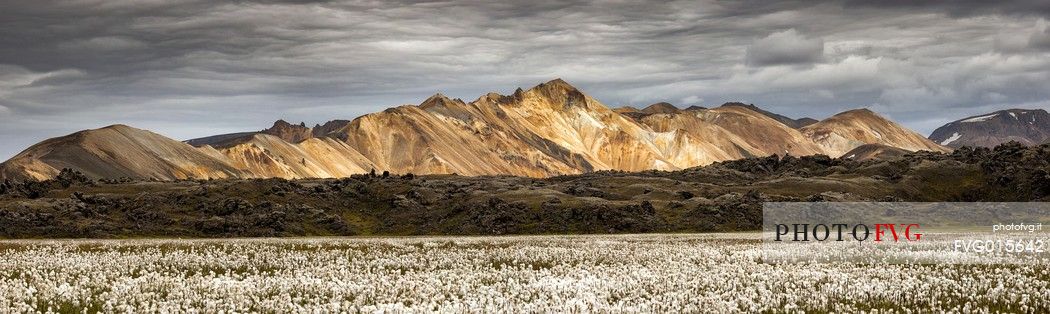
[1,143,1047,238]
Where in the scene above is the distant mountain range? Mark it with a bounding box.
[0,79,964,181]
[928,109,1050,148]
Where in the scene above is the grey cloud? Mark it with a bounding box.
[57,36,147,51]
[1,0,1050,159]
[996,20,1050,52]
[1029,22,1050,48]
[746,29,824,66]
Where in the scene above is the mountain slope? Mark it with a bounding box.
[336,102,559,176]
[841,143,910,161]
[2,79,952,180]
[184,119,354,148]
[484,80,671,171]
[720,102,817,129]
[800,109,950,157]
[928,109,1050,148]
[334,80,665,175]
[692,106,824,157]
[0,125,248,181]
[217,134,375,179]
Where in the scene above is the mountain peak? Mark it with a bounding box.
[420,93,460,110]
[641,102,680,114]
[3,80,960,181]
[840,108,876,115]
[2,123,246,181]
[270,119,307,129]
[530,78,581,94]
[98,124,136,131]
[426,92,449,99]
[1001,108,1046,114]
[803,108,949,156]
[263,119,312,143]
[953,108,1048,123]
[819,108,892,126]
[825,108,883,121]
[543,78,575,88]
[929,108,1049,148]
[524,78,589,109]
[720,102,754,109]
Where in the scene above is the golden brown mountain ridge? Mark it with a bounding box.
[0,79,950,180]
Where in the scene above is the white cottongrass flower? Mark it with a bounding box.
[0,234,1045,313]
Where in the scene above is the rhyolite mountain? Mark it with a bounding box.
[0,79,950,181]
[720,102,818,129]
[929,109,1050,148]
[0,125,251,181]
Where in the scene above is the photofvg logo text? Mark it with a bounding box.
[953,223,1046,254]
[774,223,922,242]
[992,223,1043,233]
[762,202,1049,264]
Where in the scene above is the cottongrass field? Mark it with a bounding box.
[0,234,1047,313]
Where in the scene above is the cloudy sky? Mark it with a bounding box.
[2,0,1050,160]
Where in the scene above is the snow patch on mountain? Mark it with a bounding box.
[960,114,998,123]
[940,132,962,145]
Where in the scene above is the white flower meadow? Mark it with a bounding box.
[0,234,1046,313]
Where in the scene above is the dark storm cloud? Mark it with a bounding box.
[842,0,1050,18]
[1,0,1050,159]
